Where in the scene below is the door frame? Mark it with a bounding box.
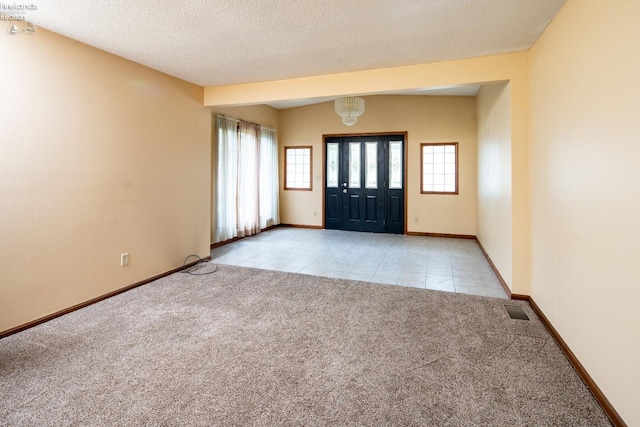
[321,132,408,234]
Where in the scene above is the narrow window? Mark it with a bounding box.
[365,141,378,189]
[388,140,403,189]
[284,146,312,190]
[348,142,361,188]
[326,142,339,188]
[421,142,458,194]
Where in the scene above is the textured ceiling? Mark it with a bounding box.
[29,0,565,88]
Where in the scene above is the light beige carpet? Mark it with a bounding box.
[0,265,610,426]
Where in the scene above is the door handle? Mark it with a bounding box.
[343,189,347,193]
[342,182,348,187]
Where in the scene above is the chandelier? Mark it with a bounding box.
[335,97,365,126]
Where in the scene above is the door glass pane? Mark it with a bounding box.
[349,142,361,188]
[389,141,402,189]
[326,142,339,188]
[365,142,377,189]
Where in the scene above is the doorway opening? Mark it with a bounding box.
[323,133,406,234]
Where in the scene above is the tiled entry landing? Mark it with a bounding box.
[210,228,509,299]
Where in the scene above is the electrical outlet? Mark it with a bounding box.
[414,216,419,223]
[313,211,318,217]
[120,253,129,266]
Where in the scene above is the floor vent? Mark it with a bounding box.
[504,304,530,321]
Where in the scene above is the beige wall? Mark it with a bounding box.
[529,1,640,424]
[278,95,477,235]
[0,29,211,333]
[476,83,513,288]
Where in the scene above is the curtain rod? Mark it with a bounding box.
[215,114,276,133]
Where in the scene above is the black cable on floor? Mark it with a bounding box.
[182,254,219,275]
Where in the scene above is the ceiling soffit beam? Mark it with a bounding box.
[203,52,524,107]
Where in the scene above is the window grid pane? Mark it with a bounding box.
[285,147,312,190]
[421,143,457,194]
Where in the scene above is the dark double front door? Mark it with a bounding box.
[325,134,405,234]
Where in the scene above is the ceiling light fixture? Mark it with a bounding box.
[335,97,365,126]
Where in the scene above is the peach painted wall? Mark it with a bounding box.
[278,95,477,235]
[476,83,513,288]
[0,29,211,333]
[529,0,640,424]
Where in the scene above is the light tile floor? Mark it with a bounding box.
[210,228,509,299]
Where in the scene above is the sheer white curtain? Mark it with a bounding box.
[214,116,238,242]
[260,128,280,229]
[237,121,260,237]
[213,115,280,243]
